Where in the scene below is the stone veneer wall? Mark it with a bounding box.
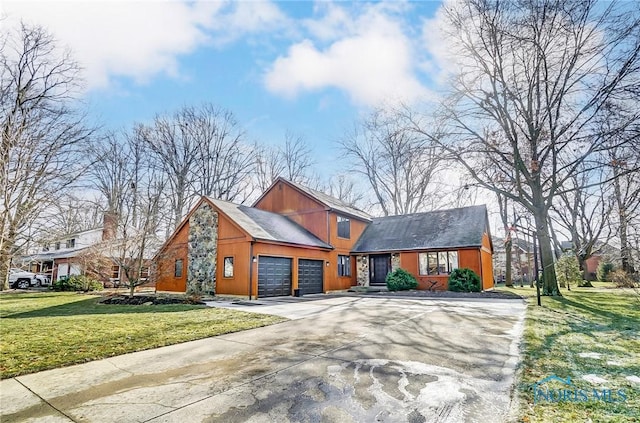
[356,255,369,286]
[187,202,218,295]
[391,253,401,272]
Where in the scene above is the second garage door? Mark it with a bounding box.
[258,256,292,298]
[298,259,324,295]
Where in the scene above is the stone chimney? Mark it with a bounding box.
[102,212,118,241]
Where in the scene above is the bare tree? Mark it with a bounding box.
[139,112,198,231]
[87,132,134,215]
[141,104,255,232]
[339,108,445,216]
[551,168,614,278]
[327,174,369,210]
[496,193,514,287]
[608,145,640,273]
[410,0,640,295]
[254,130,317,193]
[187,104,255,203]
[0,23,92,289]
[86,129,166,297]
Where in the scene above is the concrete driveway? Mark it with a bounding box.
[1,296,525,423]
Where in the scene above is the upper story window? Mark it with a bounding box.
[337,216,350,239]
[55,242,61,250]
[419,251,459,275]
[42,245,49,252]
[66,238,76,248]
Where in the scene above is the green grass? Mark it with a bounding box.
[496,284,640,422]
[0,292,286,379]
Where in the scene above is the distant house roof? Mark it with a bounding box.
[23,247,91,261]
[352,205,490,253]
[208,198,333,249]
[257,178,372,222]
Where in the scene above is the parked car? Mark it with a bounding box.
[8,268,50,288]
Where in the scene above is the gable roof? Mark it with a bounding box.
[255,177,372,222]
[351,205,490,253]
[208,198,333,249]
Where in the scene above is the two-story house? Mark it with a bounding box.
[154,178,494,297]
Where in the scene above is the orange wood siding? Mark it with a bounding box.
[481,249,494,290]
[216,241,251,295]
[397,248,487,291]
[254,181,329,242]
[215,211,253,295]
[481,231,494,290]
[399,251,448,291]
[459,249,482,275]
[155,222,189,292]
[330,212,368,250]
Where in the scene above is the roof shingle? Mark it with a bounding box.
[351,205,489,253]
[208,198,333,249]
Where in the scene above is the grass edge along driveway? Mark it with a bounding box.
[497,285,640,423]
[0,292,286,379]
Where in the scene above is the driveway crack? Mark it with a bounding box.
[14,378,78,423]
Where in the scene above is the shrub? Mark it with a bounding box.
[53,275,103,292]
[448,268,481,292]
[578,280,593,287]
[610,269,637,288]
[555,254,582,288]
[596,259,615,282]
[385,268,418,291]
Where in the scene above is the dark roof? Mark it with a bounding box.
[259,178,372,222]
[351,205,489,253]
[209,198,332,249]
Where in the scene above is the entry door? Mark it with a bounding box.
[370,254,391,285]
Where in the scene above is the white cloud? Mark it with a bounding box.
[264,2,430,106]
[3,0,288,90]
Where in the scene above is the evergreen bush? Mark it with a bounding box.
[385,268,418,291]
[53,275,103,292]
[448,268,481,292]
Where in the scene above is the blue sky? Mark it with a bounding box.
[4,1,445,169]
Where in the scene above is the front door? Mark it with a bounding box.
[370,254,391,285]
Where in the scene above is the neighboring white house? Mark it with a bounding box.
[21,227,107,281]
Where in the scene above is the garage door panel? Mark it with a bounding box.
[298,259,323,295]
[258,256,292,298]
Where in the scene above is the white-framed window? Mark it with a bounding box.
[224,257,234,278]
[419,251,459,275]
[338,255,351,277]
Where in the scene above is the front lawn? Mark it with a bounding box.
[497,285,640,422]
[0,292,285,379]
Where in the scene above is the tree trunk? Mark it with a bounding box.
[613,165,632,273]
[0,251,11,291]
[577,255,588,281]
[505,239,513,287]
[534,211,561,296]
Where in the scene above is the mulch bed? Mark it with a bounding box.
[100,295,204,305]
